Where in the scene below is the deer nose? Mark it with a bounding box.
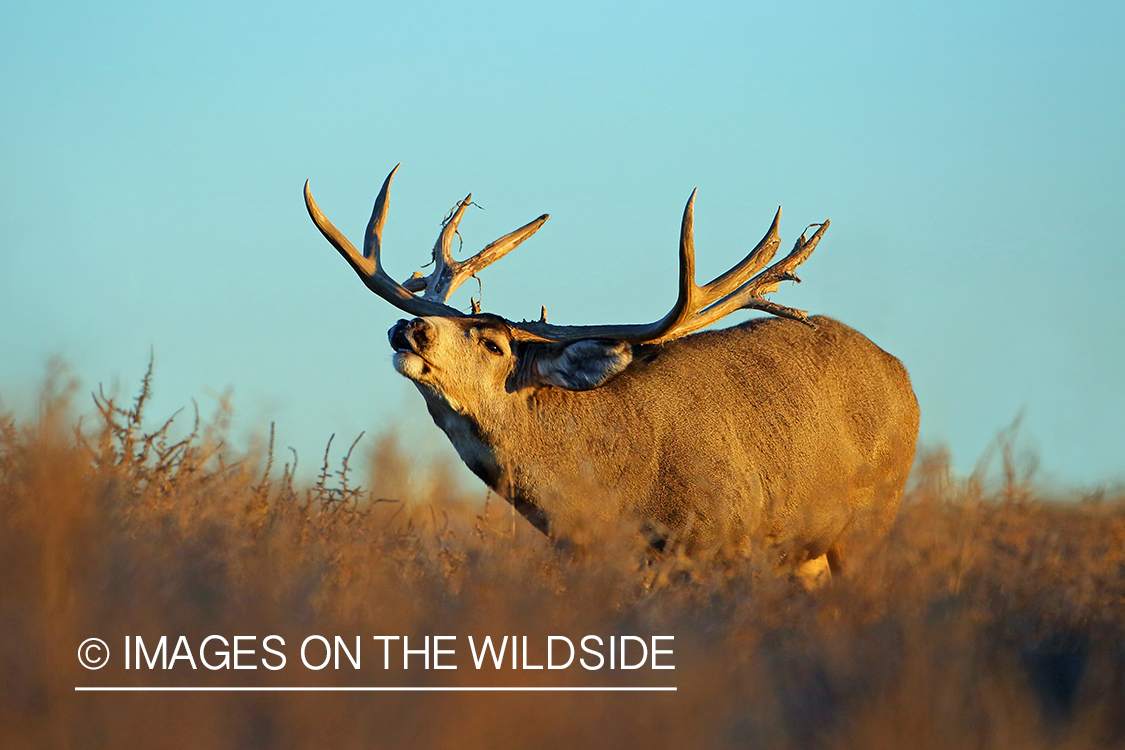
[408,318,433,348]
[388,318,434,352]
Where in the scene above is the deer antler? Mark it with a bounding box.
[498,192,828,344]
[638,193,830,342]
[304,165,547,317]
[306,166,828,345]
[401,195,548,303]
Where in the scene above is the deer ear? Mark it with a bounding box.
[531,340,633,391]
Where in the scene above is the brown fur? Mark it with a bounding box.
[393,314,919,568]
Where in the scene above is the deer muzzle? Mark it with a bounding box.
[389,318,436,354]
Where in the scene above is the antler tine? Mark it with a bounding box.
[420,195,473,302]
[669,219,831,336]
[363,163,400,268]
[698,207,782,306]
[452,213,549,291]
[404,198,550,303]
[304,168,463,319]
[645,188,702,343]
[752,221,829,296]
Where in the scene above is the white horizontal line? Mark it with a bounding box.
[75,686,676,692]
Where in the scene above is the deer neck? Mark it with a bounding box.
[421,388,559,534]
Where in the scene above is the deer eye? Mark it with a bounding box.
[481,338,504,356]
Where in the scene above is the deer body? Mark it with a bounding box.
[398,313,918,564]
[305,164,920,571]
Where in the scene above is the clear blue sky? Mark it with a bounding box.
[2,1,1122,487]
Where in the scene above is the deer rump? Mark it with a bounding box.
[305,164,920,573]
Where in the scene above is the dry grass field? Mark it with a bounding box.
[2,364,1123,749]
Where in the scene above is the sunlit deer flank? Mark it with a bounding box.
[304,165,919,582]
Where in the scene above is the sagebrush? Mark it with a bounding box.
[1,365,1122,749]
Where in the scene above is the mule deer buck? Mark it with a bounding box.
[304,165,919,580]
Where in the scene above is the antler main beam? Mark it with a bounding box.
[305,165,828,345]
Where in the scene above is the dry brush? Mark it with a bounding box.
[1,367,1123,749]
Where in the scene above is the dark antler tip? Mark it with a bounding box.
[382,164,401,189]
